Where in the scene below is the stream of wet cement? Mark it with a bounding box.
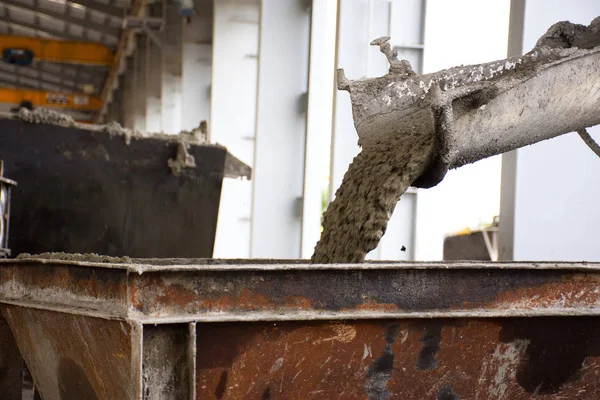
[312,130,435,263]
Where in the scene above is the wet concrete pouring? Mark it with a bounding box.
[314,18,600,263]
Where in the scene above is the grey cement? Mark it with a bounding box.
[17,252,133,264]
[312,131,434,263]
[10,109,215,175]
[167,142,197,176]
[17,108,76,128]
[13,108,209,147]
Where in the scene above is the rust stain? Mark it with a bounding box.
[313,323,357,345]
[1,306,134,400]
[1,263,126,305]
[154,283,198,310]
[282,296,313,309]
[461,274,600,312]
[196,320,387,399]
[350,303,399,312]
[195,318,600,399]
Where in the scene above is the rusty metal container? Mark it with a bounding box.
[2,257,600,399]
[0,118,250,258]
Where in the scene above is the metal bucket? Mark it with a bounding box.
[2,257,600,399]
[0,118,250,258]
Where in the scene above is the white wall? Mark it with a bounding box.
[415,0,510,260]
[510,0,600,261]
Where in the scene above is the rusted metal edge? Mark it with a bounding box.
[0,299,128,321]
[130,321,144,400]
[224,151,252,180]
[2,258,600,273]
[0,177,16,186]
[3,261,600,324]
[187,323,197,400]
[122,308,600,324]
[5,298,600,324]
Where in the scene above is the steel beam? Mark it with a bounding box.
[133,34,147,132]
[0,64,80,93]
[1,0,120,39]
[34,61,106,90]
[0,35,113,66]
[69,0,125,19]
[160,0,183,134]
[114,75,125,124]
[122,56,135,128]
[0,75,46,92]
[0,87,101,111]
[0,19,83,42]
[96,0,145,122]
[145,29,161,131]
[0,258,600,321]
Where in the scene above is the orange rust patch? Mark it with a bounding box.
[459,274,600,312]
[154,283,198,310]
[349,302,399,312]
[282,296,313,309]
[197,290,275,313]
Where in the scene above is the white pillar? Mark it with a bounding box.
[181,0,212,131]
[210,0,260,258]
[122,57,135,129]
[161,1,183,134]
[300,0,338,258]
[145,3,162,133]
[251,0,311,258]
[115,75,125,125]
[133,34,147,132]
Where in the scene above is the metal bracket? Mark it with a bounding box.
[143,26,163,48]
[123,15,165,48]
[122,16,165,31]
[481,217,499,261]
[577,128,600,158]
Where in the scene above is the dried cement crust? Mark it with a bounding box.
[14,108,210,147]
[17,108,77,127]
[16,252,134,264]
